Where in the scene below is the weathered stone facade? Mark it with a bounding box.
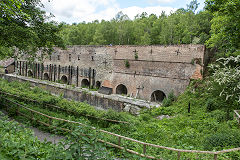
[15,44,208,102]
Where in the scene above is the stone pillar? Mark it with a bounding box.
[76,66,79,87]
[19,61,22,75]
[58,65,60,81]
[22,61,25,76]
[16,61,18,73]
[41,63,44,80]
[25,62,28,77]
[70,66,73,85]
[49,64,51,81]
[88,67,91,89]
[54,64,56,82]
[92,69,95,88]
[68,65,70,85]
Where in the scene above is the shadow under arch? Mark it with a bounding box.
[61,75,68,84]
[43,73,49,80]
[28,70,33,77]
[96,81,101,89]
[151,90,166,102]
[116,84,128,95]
[81,79,90,87]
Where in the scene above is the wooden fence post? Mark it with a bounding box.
[49,117,52,126]
[143,144,146,155]
[214,154,218,160]
[177,151,181,160]
[118,137,121,146]
[16,103,19,116]
[31,111,34,120]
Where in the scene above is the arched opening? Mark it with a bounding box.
[81,79,89,88]
[116,84,127,95]
[96,81,101,89]
[43,73,49,80]
[151,90,166,102]
[61,75,68,84]
[28,70,33,77]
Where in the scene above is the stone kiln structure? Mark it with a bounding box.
[15,44,209,102]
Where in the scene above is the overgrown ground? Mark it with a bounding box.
[0,78,240,159]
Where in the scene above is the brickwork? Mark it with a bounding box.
[16,44,208,102]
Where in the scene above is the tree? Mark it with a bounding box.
[205,0,240,56]
[187,0,200,13]
[207,56,240,115]
[0,0,64,59]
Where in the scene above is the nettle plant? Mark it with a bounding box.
[208,55,240,105]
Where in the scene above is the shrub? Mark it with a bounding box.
[124,60,130,68]
[134,53,138,60]
[204,129,240,150]
[207,109,227,122]
[162,91,176,107]
[205,98,218,111]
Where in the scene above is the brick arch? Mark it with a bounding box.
[43,73,49,80]
[27,70,33,77]
[150,90,166,102]
[81,79,89,87]
[96,81,101,89]
[116,84,128,95]
[61,75,68,84]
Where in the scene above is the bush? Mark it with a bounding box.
[207,109,227,123]
[204,129,240,150]
[162,91,176,107]
[124,60,130,68]
[205,98,219,111]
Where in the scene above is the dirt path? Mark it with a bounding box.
[29,127,65,144]
[0,110,64,144]
[1,110,123,160]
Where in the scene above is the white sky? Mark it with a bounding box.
[41,0,205,24]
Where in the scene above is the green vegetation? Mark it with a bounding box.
[0,110,114,160]
[124,59,130,68]
[134,52,139,60]
[0,0,65,59]
[1,0,239,159]
[59,2,211,46]
[205,0,240,57]
[0,78,240,159]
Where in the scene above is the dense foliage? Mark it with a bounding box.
[205,0,240,57]
[208,56,240,106]
[1,0,240,159]
[59,7,212,46]
[0,0,64,59]
[1,79,240,159]
[0,110,113,160]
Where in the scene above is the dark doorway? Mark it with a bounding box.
[81,79,90,88]
[116,84,127,95]
[43,73,49,80]
[28,70,33,77]
[61,75,68,84]
[96,81,101,89]
[151,90,166,102]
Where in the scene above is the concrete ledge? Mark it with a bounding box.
[0,74,160,115]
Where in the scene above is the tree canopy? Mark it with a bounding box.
[205,0,240,57]
[1,0,239,59]
[0,0,64,59]
[58,8,212,46]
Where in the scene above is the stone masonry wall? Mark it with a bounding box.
[16,44,207,102]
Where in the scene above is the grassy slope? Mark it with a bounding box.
[0,78,240,159]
